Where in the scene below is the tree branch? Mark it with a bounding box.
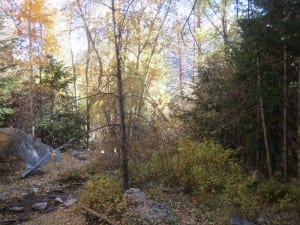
[181,0,198,33]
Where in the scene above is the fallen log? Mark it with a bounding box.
[81,205,117,225]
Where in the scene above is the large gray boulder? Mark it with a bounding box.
[0,127,61,178]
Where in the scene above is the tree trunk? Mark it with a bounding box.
[85,39,91,148]
[28,0,34,136]
[283,45,288,181]
[257,59,273,177]
[112,0,129,191]
[296,59,300,180]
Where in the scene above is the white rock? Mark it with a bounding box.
[32,202,48,211]
[10,206,24,212]
[32,188,39,194]
[55,197,64,204]
[64,198,78,207]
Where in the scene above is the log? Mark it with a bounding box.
[81,205,117,225]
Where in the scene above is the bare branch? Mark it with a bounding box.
[181,0,198,33]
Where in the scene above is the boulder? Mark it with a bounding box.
[123,188,178,225]
[0,127,68,178]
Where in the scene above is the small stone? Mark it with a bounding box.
[21,192,29,198]
[32,202,48,211]
[252,169,265,185]
[32,188,39,194]
[64,198,78,207]
[54,197,64,204]
[10,206,24,212]
[257,216,271,225]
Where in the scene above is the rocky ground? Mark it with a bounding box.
[0,152,87,225]
[1,150,299,225]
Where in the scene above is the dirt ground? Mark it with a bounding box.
[0,152,89,225]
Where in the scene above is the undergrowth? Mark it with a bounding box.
[129,138,300,224]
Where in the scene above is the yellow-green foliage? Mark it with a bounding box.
[80,173,122,216]
[256,179,300,208]
[171,139,245,193]
[129,152,171,185]
[257,179,286,203]
[58,167,88,183]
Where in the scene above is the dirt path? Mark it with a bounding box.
[0,152,88,225]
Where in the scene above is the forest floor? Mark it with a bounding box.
[0,152,299,225]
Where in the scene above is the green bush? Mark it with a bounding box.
[257,179,286,203]
[80,173,123,216]
[129,152,171,186]
[170,139,245,193]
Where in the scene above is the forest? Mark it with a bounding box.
[0,0,299,225]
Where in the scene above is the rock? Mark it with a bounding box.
[54,197,64,204]
[32,202,48,211]
[257,216,271,225]
[230,215,255,225]
[32,187,39,194]
[21,192,29,198]
[0,127,58,178]
[64,197,78,207]
[252,169,265,185]
[10,206,24,212]
[123,188,178,225]
[124,188,147,205]
[69,149,87,160]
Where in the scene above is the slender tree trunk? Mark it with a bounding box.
[178,35,184,97]
[257,61,273,177]
[85,40,91,148]
[69,30,78,112]
[112,0,129,191]
[283,45,288,181]
[28,0,34,136]
[296,59,300,180]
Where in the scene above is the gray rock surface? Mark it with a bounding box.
[123,188,178,225]
[54,197,64,204]
[252,169,265,184]
[0,128,58,177]
[32,187,39,194]
[64,197,78,207]
[10,206,24,212]
[32,202,48,211]
[230,215,256,225]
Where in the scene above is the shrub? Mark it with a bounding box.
[170,139,245,193]
[80,173,123,216]
[257,179,286,203]
[58,167,88,183]
[129,152,171,186]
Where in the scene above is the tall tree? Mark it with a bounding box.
[111,0,130,190]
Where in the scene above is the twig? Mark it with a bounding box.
[81,205,117,225]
